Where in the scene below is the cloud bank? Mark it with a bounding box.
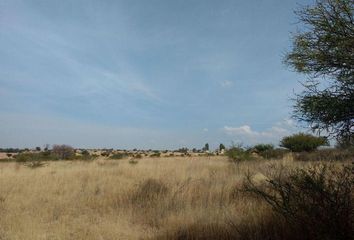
[223,119,297,145]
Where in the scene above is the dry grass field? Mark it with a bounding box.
[0,155,351,240]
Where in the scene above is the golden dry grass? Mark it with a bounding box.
[0,156,337,239]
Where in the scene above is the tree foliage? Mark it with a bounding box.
[52,144,75,160]
[280,133,328,152]
[285,0,354,146]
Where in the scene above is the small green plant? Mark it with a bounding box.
[280,133,328,152]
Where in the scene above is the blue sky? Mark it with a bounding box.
[0,0,312,149]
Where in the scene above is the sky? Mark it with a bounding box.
[0,0,313,149]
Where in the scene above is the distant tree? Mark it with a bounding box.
[252,144,274,153]
[219,143,226,151]
[43,144,50,151]
[35,146,41,151]
[81,149,90,156]
[280,133,329,152]
[285,0,354,147]
[203,143,209,151]
[52,144,75,160]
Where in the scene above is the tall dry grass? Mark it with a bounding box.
[0,156,350,239]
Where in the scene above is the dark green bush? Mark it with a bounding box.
[0,148,20,153]
[242,164,354,240]
[259,149,289,160]
[109,153,127,160]
[150,152,161,157]
[226,146,255,162]
[252,144,274,152]
[280,133,328,152]
[101,151,110,157]
[14,153,42,162]
[14,152,58,162]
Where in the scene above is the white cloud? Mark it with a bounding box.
[221,80,232,87]
[203,128,209,132]
[223,119,297,145]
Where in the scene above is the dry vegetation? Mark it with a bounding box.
[0,155,352,240]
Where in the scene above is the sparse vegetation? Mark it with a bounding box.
[242,163,354,240]
[0,152,353,239]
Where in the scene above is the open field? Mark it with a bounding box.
[0,155,350,240]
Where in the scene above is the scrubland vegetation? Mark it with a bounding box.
[0,0,352,239]
[0,148,353,240]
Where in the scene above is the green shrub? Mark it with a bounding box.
[0,148,20,153]
[109,153,127,160]
[259,149,289,160]
[242,164,354,240]
[101,152,110,157]
[134,153,143,159]
[252,144,274,152]
[14,152,56,162]
[150,152,161,157]
[226,146,255,162]
[280,133,328,152]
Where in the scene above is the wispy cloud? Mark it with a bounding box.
[223,119,297,145]
[220,80,233,87]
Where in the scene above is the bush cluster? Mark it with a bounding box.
[109,153,128,160]
[226,146,255,162]
[280,133,328,152]
[242,164,354,240]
